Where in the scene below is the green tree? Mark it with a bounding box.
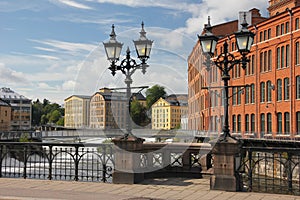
[130,100,149,127]
[145,85,167,109]
[31,98,64,126]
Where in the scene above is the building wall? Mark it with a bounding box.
[0,105,11,131]
[152,97,188,130]
[89,93,127,129]
[64,96,90,128]
[188,2,300,138]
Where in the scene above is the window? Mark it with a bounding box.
[267,113,272,133]
[268,28,271,39]
[276,47,280,69]
[286,22,289,33]
[276,25,280,36]
[237,115,241,132]
[284,112,290,133]
[281,23,284,35]
[266,81,272,102]
[232,115,236,132]
[245,86,250,104]
[284,78,289,100]
[251,114,255,133]
[268,50,272,71]
[237,87,241,105]
[297,76,300,99]
[281,46,285,68]
[251,84,255,103]
[245,114,249,132]
[251,55,255,74]
[261,113,265,133]
[232,87,237,105]
[286,45,290,67]
[260,82,265,103]
[277,112,282,133]
[296,42,300,65]
[277,79,282,101]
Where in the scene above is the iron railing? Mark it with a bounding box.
[238,146,300,195]
[0,142,114,183]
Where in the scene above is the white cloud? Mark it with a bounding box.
[50,0,93,10]
[30,39,98,56]
[0,63,30,86]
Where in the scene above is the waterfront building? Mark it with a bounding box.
[89,88,127,129]
[152,95,188,130]
[0,99,11,131]
[188,0,300,138]
[64,95,91,128]
[0,87,31,130]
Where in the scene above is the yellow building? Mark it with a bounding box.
[89,88,127,129]
[64,95,90,128]
[151,95,188,130]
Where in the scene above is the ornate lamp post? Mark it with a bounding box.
[103,22,153,139]
[198,14,255,140]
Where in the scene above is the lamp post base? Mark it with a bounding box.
[112,135,145,184]
[210,136,242,192]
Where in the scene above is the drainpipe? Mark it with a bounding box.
[287,8,293,138]
[254,25,259,138]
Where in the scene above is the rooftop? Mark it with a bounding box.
[0,87,30,101]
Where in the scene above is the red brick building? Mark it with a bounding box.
[188,0,300,139]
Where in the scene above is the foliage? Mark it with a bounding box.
[145,85,167,109]
[19,133,32,142]
[32,99,64,126]
[130,99,150,127]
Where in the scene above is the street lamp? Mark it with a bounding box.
[198,13,255,140]
[103,22,153,139]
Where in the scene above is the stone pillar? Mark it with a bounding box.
[112,136,145,184]
[210,137,242,191]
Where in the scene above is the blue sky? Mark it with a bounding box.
[0,0,269,104]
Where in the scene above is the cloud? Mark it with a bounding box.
[0,63,30,86]
[30,39,98,56]
[49,0,94,10]
[0,0,44,12]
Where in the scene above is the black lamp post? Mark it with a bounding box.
[198,13,255,140]
[103,22,153,139]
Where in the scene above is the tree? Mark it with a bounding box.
[145,85,167,109]
[31,98,64,127]
[130,100,149,127]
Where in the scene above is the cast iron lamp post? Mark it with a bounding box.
[198,14,255,140]
[103,22,153,139]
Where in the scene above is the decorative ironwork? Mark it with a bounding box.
[0,142,114,183]
[237,146,300,195]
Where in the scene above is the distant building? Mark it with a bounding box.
[0,99,11,131]
[151,95,188,130]
[0,87,31,130]
[89,88,127,129]
[64,95,91,128]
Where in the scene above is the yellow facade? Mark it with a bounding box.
[152,97,188,130]
[64,95,90,128]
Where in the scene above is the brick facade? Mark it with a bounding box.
[188,1,300,139]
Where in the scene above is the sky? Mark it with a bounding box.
[0,0,269,104]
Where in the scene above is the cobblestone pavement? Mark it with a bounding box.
[0,176,299,200]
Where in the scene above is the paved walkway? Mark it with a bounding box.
[0,177,299,200]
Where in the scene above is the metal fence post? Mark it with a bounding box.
[248,150,252,192]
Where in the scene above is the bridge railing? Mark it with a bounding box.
[238,146,300,195]
[0,142,114,183]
